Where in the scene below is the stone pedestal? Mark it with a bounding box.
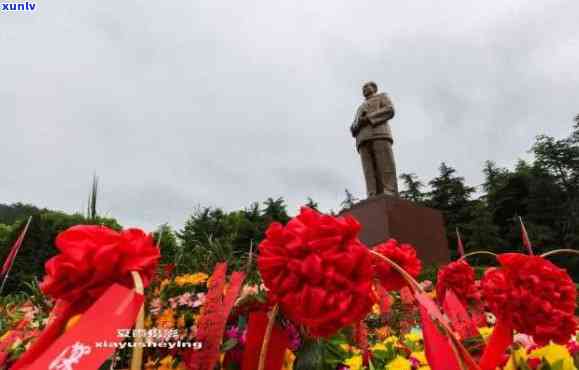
[341,195,449,265]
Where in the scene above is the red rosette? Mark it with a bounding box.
[436,260,477,305]
[41,225,160,303]
[257,207,374,337]
[481,253,576,345]
[372,239,422,291]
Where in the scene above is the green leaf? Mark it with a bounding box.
[221,338,238,352]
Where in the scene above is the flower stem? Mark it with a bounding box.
[257,304,279,370]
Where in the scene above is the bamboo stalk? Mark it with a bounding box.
[257,304,279,370]
[541,249,579,258]
[130,271,145,370]
[459,251,498,262]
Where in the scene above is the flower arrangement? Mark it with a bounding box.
[1,209,577,370]
[143,271,209,370]
[0,299,49,369]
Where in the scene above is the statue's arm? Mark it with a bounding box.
[367,95,395,126]
[350,106,367,136]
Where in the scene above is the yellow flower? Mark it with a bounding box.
[158,355,174,370]
[410,351,428,365]
[372,304,381,315]
[503,347,528,370]
[0,330,13,342]
[282,349,295,370]
[177,315,186,328]
[340,343,360,354]
[344,354,363,370]
[157,309,175,329]
[478,327,493,342]
[175,273,209,286]
[144,315,152,328]
[530,343,575,370]
[404,332,422,343]
[340,343,351,352]
[175,362,188,370]
[384,335,399,345]
[160,279,170,290]
[144,358,157,370]
[418,367,431,370]
[386,355,412,370]
[372,342,387,352]
[376,326,391,339]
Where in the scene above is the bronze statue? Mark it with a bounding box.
[350,81,398,197]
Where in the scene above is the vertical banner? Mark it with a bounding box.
[185,263,245,370]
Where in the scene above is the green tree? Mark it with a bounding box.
[152,223,179,265]
[262,197,290,225]
[305,197,319,211]
[531,123,579,247]
[399,173,426,204]
[1,211,121,294]
[427,163,477,257]
[340,189,359,211]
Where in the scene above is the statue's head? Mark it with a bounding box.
[362,81,378,99]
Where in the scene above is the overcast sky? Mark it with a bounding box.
[1,1,578,230]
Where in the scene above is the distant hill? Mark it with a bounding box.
[0,203,46,225]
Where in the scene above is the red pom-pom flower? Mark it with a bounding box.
[372,239,422,291]
[481,253,576,345]
[257,207,374,337]
[436,260,477,305]
[41,225,160,303]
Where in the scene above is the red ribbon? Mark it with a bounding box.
[12,284,143,370]
[241,311,289,370]
[443,289,479,339]
[354,321,370,366]
[419,305,462,370]
[479,320,513,370]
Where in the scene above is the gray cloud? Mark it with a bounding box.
[1,0,578,230]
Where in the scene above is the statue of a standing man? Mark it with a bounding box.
[350,82,399,198]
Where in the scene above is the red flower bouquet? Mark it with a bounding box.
[436,260,477,305]
[41,225,160,303]
[257,207,374,337]
[481,253,576,345]
[372,239,422,291]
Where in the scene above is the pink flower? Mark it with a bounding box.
[178,292,193,307]
[567,340,579,355]
[193,293,205,308]
[169,297,178,309]
[226,326,241,340]
[150,298,162,315]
